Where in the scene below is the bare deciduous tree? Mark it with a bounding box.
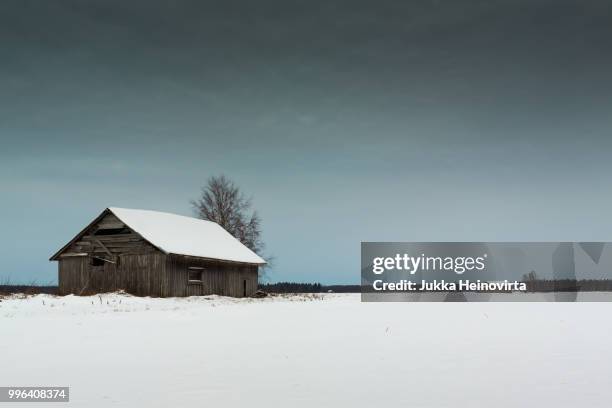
[191,175,265,256]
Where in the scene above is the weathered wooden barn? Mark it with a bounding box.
[50,207,266,297]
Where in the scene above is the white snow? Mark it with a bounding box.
[108,207,265,264]
[2,293,612,407]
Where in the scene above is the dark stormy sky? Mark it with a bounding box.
[1,0,612,284]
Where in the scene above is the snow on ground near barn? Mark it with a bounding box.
[2,293,612,408]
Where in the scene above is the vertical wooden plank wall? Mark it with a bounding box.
[58,257,88,295]
[58,253,167,296]
[166,255,258,297]
[59,254,258,297]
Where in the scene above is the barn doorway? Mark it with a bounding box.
[243,279,247,297]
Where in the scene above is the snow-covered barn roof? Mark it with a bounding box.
[51,207,266,265]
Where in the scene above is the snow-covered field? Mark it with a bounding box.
[1,293,612,407]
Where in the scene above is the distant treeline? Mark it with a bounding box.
[259,282,360,293]
[0,285,58,295]
[4,280,612,296]
[524,279,612,292]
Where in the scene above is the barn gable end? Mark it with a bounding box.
[52,210,160,260]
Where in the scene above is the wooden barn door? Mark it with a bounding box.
[85,256,117,294]
[102,259,117,293]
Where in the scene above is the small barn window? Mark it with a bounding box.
[94,227,130,236]
[90,256,115,267]
[188,267,204,283]
[91,257,106,267]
